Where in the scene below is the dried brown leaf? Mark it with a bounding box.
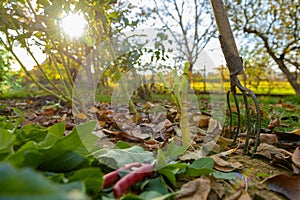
[268,118,280,129]
[208,119,223,137]
[225,190,252,200]
[179,149,205,161]
[208,176,225,199]
[88,106,98,113]
[175,176,210,200]
[198,116,210,128]
[27,113,38,120]
[75,113,87,120]
[144,139,161,149]
[270,154,292,170]
[119,131,144,143]
[217,136,234,148]
[254,143,285,160]
[287,128,300,136]
[259,134,278,145]
[127,126,149,140]
[15,102,27,107]
[237,190,252,200]
[292,163,300,175]
[102,129,119,135]
[61,113,67,121]
[144,101,155,109]
[292,146,300,168]
[99,120,106,126]
[263,174,300,200]
[211,155,243,172]
[215,146,239,157]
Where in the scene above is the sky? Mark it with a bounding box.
[125,0,227,73]
[12,45,46,71]
[10,0,227,74]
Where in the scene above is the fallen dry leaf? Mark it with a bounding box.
[275,101,295,110]
[175,176,210,200]
[99,120,106,126]
[292,146,300,168]
[259,133,278,145]
[179,149,205,161]
[102,128,119,135]
[211,155,243,172]
[208,176,225,199]
[216,136,234,149]
[152,119,172,133]
[287,128,300,136]
[207,119,223,136]
[230,107,238,114]
[144,139,161,149]
[263,174,300,200]
[215,146,239,157]
[144,101,155,109]
[88,106,98,113]
[75,112,87,120]
[119,132,145,143]
[102,128,144,142]
[254,143,285,160]
[127,125,150,140]
[292,163,300,175]
[203,140,220,153]
[268,118,280,129]
[61,113,67,121]
[15,102,27,107]
[198,116,210,128]
[275,131,300,141]
[225,190,252,200]
[270,154,292,171]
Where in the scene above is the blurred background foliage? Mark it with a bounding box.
[0,0,298,100]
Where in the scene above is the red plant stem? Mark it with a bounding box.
[102,162,142,189]
[113,164,153,198]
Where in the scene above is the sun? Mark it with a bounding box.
[60,13,87,38]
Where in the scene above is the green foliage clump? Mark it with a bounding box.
[0,47,11,89]
[0,113,103,198]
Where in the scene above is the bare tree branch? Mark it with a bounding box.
[153,0,215,73]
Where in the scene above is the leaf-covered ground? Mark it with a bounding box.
[0,94,299,199]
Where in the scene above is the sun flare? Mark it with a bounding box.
[60,13,87,38]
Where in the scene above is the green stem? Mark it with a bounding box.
[50,54,72,98]
[158,72,180,108]
[26,46,70,101]
[11,49,69,102]
[180,69,191,146]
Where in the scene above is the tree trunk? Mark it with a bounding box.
[276,59,300,95]
[243,27,300,95]
[264,39,300,95]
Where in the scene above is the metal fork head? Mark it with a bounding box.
[227,75,261,156]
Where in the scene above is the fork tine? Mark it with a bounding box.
[241,90,251,154]
[245,88,261,156]
[233,76,261,155]
[226,90,233,136]
[232,90,241,144]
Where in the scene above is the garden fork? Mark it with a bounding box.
[210,0,261,155]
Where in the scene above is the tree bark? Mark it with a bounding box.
[275,59,300,95]
[244,27,300,95]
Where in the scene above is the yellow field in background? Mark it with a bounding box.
[191,81,295,95]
